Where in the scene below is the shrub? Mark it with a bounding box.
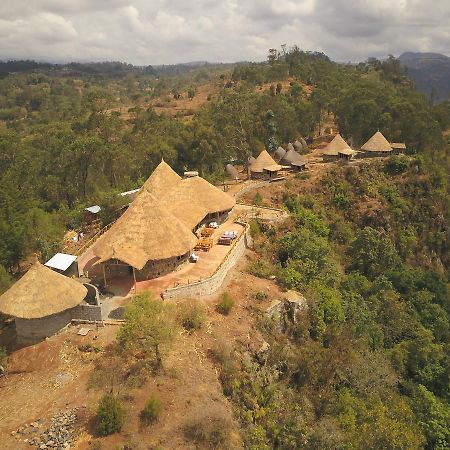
[96,394,125,436]
[216,293,235,315]
[140,395,163,425]
[255,291,269,301]
[385,155,408,174]
[178,302,205,332]
[253,192,263,206]
[247,258,275,279]
[184,413,232,449]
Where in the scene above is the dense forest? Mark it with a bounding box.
[0,46,449,448]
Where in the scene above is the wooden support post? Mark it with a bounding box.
[132,267,137,293]
[103,264,107,287]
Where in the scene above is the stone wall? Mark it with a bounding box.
[15,308,77,342]
[136,253,190,281]
[162,226,252,299]
[71,303,102,322]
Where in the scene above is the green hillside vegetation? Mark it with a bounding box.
[238,155,449,449]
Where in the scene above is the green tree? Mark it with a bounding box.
[117,293,176,369]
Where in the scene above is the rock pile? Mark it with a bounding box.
[11,408,79,449]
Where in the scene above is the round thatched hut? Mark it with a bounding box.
[322,134,357,161]
[249,150,282,179]
[226,163,240,180]
[0,262,88,342]
[273,146,286,163]
[361,131,393,156]
[293,140,303,152]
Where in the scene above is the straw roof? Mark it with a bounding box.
[250,150,279,173]
[0,262,87,319]
[273,146,286,162]
[361,131,392,152]
[163,176,235,229]
[322,134,353,156]
[391,142,406,149]
[93,191,197,269]
[248,156,256,165]
[142,159,181,198]
[286,143,295,152]
[225,164,239,179]
[293,140,303,152]
[94,160,235,268]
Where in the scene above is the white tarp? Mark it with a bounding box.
[45,253,77,271]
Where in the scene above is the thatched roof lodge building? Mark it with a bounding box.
[361,131,393,156]
[91,160,235,283]
[0,262,88,341]
[322,134,357,161]
[249,150,282,179]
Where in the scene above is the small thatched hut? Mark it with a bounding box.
[361,131,393,156]
[249,150,282,179]
[293,140,303,152]
[273,146,286,163]
[391,142,406,154]
[226,163,240,180]
[0,262,88,341]
[322,134,357,161]
[280,148,307,171]
[286,143,295,152]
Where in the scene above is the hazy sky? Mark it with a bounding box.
[1,0,449,64]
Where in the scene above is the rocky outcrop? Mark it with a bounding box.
[266,290,308,333]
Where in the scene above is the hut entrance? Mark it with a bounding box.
[102,261,137,293]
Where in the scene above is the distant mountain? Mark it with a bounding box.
[399,52,450,102]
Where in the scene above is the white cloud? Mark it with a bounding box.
[0,0,448,64]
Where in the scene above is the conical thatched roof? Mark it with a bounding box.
[273,146,286,162]
[280,148,306,166]
[93,191,198,269]
[293,140,303,152]
[142,159,181,198]
[0,262,87,319]
[226,164,239,179]
[361,131,392,152]
[286,143,295,152]
[164,176,235,229]
[250,150,281,173]
[248,156,256,165]
[322,134,354,156]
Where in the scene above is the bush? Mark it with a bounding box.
[140,395,163,425]
[96,394,125,436]
[385,155,408,174]
[216,293,235,315]
[178,302,205,332]
[255,291,269,301]
[184,413,232,449]
[253,192,263,206]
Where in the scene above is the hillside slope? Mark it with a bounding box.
[400,51,450,102]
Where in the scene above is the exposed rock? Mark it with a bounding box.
[266,290,308,333]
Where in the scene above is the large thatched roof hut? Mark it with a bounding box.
[250,150,282,178]
[322,134,357,160]
[361,131,392,154]
[92,191,197,270]
[91,160,235,282]
[0,262,88,341]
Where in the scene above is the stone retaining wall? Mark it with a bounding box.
[72,303,102,322]
[162,226,252,299]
